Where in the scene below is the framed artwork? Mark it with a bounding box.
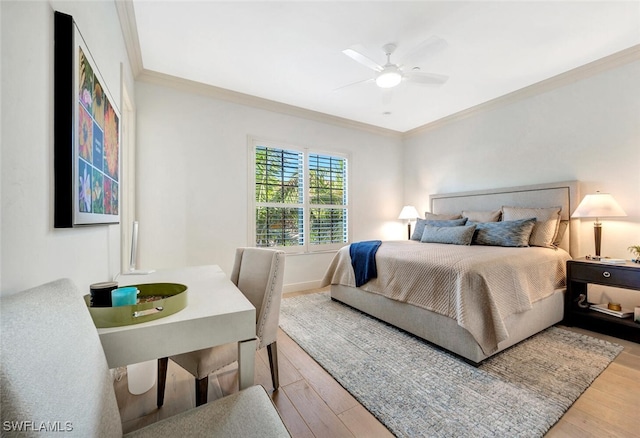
[54,11,120,227]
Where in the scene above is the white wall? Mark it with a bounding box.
[1,0,134,295]
[134,80,403,290]
[403,59,640,260]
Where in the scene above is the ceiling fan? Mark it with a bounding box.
[339,36,449,90]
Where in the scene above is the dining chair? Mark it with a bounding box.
[157,247,286,407]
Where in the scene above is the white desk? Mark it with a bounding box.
[97,265,256,390]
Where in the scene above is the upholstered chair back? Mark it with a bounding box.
[1,279,122,437]
[230,247,285,349]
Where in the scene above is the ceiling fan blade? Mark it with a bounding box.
[400,35,448,64]
[342,48,383,72]
[404,71,449,85]
[333,77,374,92]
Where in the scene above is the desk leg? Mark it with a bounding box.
[238,338,256,390]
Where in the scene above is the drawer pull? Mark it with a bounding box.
[603,271,611,278]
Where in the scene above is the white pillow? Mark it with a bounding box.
[462,210,501,222]
[424,212,462,220]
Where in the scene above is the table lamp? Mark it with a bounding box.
[398,205,420,240]
[571,192,626,257]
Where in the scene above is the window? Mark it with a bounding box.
[254,146,304,247]
[251,139,348,253]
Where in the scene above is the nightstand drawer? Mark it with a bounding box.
[569,262,640,289]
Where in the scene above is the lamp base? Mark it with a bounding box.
[594,222,602,257]
[407,223,411,240]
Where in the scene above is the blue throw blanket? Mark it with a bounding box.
[349,240,382,287]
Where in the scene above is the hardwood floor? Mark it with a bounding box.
[115,291,640,437]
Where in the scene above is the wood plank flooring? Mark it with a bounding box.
[115,290,640,437]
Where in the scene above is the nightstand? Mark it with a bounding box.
[564,258,640,343]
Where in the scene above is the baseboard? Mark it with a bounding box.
[283,280,324,294]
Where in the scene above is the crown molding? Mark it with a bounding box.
[115,0,143,77]
[136,69,403,138]
[403,44,640,138]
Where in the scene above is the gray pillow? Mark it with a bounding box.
[470,218,536,247]
[502,206,561,248]
[411,218,468,241]
[421,225,477,245]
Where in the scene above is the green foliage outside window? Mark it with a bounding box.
[255,146,347,248]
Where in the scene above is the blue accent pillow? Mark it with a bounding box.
[411,218,468,241]
[420,225,477,245]
[470,218,536,247]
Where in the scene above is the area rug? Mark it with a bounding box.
[279,292,623,438]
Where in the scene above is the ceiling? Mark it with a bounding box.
[129,1,640,133]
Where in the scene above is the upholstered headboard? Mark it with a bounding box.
[430,181,580,257]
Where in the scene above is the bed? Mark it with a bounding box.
[323,181,580,364]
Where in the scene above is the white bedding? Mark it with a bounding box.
[321,241,572,354]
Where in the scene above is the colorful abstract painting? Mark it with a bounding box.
[74,45,120,224]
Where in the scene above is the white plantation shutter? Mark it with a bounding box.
[255,146,304,247]
[308,154,348,245]
[252,140,349,252]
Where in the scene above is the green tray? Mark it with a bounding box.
[85,283,188,328]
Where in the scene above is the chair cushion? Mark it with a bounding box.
[124,385,290,437]
[0,279,122,437]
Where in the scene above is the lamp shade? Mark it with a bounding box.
[398,205,420,220]
[571,193,626,219]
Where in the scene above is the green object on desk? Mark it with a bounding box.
[85,283,188,328]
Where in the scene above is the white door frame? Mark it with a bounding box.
[120,82,136,273]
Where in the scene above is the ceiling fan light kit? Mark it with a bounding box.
[341,38,448,92]
[376,68,402,88]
